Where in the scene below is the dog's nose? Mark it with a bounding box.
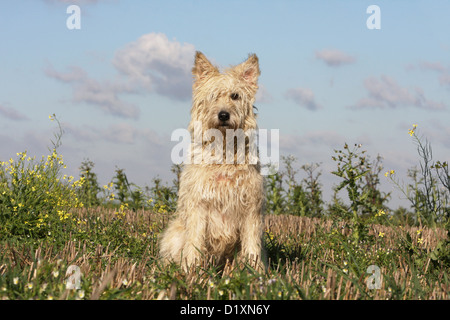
[218,111,230,122]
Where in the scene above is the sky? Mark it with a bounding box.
[1,0,449,210]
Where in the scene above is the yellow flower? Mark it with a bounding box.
[378,232,385,238]
[408,129,415,136]
[385,170,395,177]
[417,238,424,245]
[77,290,85,299]
[376,209,386,217]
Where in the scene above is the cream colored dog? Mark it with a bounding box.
[159,52,265,271]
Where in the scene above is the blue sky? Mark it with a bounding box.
[1,0,449,209]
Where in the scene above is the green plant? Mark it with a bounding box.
[264,157,324,217]
[109,167,147,211]
[282,156,324,217]
[331,143,371,243]
[300,162,324,217]
[1,115,448,301]
[0,114,84,240]
[77,159,101,207]
[386,124,449,227]
[387,125,449,269]
[265,167,285,215]
[112,167,131,205]
[330,143,390,244]
[361,154,391,214]
[149,176,178,213]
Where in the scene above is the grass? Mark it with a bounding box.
[0,119,448,300]
[0,207,447,300]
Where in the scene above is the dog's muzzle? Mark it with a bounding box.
[218,111,230,122]
[218,110,231,127]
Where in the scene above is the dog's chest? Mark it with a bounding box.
[214,172,239,185]
[208,171,246,197]
[182,165,261,206]
[197,171,249,213]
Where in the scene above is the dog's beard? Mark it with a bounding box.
[207,117,241,133]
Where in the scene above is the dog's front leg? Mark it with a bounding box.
[181,207,207,270]
[239,210,265,271]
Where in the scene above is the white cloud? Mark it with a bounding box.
[285,87,322,111]
[45,64,140,119]
[418,61,448,73]
[349,75,446,111]
[44,65,87,83]
[72,77,139,119]
[407,61,450,90]
[0,104,29,121]
[63,121,167,147]
[280,131,348,152]
[315,49,356,67]
[112,32,196,101]
[45,33,196,118]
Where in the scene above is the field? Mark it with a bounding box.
[0,207,448,300]
[0,120,449,300]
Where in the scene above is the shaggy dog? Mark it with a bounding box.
[159,52,265,271]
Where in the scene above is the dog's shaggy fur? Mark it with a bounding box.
[159,52,265,271]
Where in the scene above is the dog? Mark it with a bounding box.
[159,51,265,271]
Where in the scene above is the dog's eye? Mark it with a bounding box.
[230,93,240,101]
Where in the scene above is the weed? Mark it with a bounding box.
[0,120,448,300]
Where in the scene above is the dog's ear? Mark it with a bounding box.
[239,54,260,87]
[192,51,219,82]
